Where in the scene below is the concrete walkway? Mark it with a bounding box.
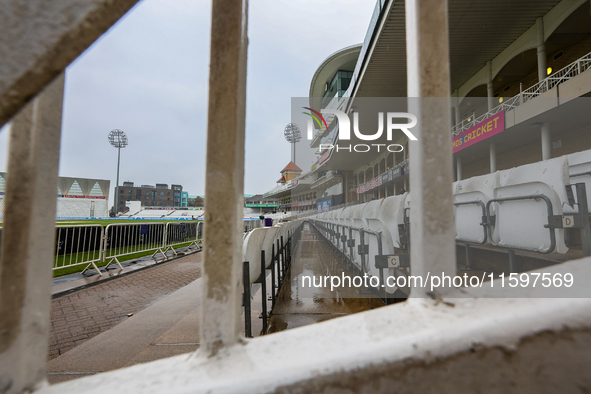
[48,276,203,384]
[48,251,202,378]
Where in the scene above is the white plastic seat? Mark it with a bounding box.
[375,194,408,294]
[242,228,269,285]
[361,199,383,219]
[454,172,498,244]
[261,226,280,268]
[493,156,569,254]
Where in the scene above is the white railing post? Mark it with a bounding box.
[0,73,64,393]
[201,0,248,357]
[405,0,456,296]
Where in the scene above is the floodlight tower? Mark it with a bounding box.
[108,129,128,214]
[284,123,301,164]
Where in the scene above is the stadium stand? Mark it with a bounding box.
[303,147,591,297]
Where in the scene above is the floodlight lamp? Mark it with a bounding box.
[108,129,128,148]
[284,123,301,143]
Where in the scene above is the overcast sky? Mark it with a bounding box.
[0,0,375,203]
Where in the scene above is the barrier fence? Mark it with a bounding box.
[102,222,168,271]
[54,225,104,274]
[52,222,203,276]
[52,219,270,275]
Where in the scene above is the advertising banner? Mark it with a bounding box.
[452,112,505,153]
[317,199,331,213]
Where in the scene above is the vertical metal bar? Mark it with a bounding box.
[243,261,251,338]
[405,0,455,296]
[508,249,517,273]
[281,236,285,276]
[55,227,61,269]
[271,243,276,309]
[260,250,267,334]
[576,183,591,257]
[75,226,81,265]
[276,239,281,283]
[201,0,249,356]
[0,73,64,392]
[465,243,472,270]
[81,227,88,265]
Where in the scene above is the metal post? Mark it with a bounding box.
[243,261,251,338]
[0,73,64,393]
[576,183,591,257]
[115,146,121,213]
[405,0,456,296]
[486,61,494,111]
[271,244,276,310]
[276,239,281,284]
[281,236,285,276]
[508,249,517,273]
[541,122,551,160]
[490,143,497,173]
[456,156,462,181]
[201,0,249,357]
[536,17,547,82]
[464,243,472,270]
[260,250,268,334]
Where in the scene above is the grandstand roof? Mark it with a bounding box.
[282,162,302,172]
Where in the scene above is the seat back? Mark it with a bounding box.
[493,156,569,254]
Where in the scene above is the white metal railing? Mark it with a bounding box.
[53,225,104,274]
[102,222,168,270]
[162,222,202,256]
[452,50,591,136]
[51,222,207,276]
[263,180,297,197]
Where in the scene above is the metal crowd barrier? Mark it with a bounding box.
[102,223,167,271]
[54,225,104,274]
[162,222,202,257]
[51,221,203,276]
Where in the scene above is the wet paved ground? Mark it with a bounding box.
[48,252,202,360]
[268,222,384,333]
[46,223,382,385]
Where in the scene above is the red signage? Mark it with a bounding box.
[356,176,383,194]
[452,112,505,153]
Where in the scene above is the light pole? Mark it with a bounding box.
[108,129,128,214]
[284,123,301,164]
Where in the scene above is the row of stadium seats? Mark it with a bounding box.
[306,148,591,295]
[56,198,108,218]
[242,220,301,298]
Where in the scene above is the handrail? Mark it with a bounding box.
[452,50,591,136]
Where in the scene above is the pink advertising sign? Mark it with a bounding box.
[452,111,505,153]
